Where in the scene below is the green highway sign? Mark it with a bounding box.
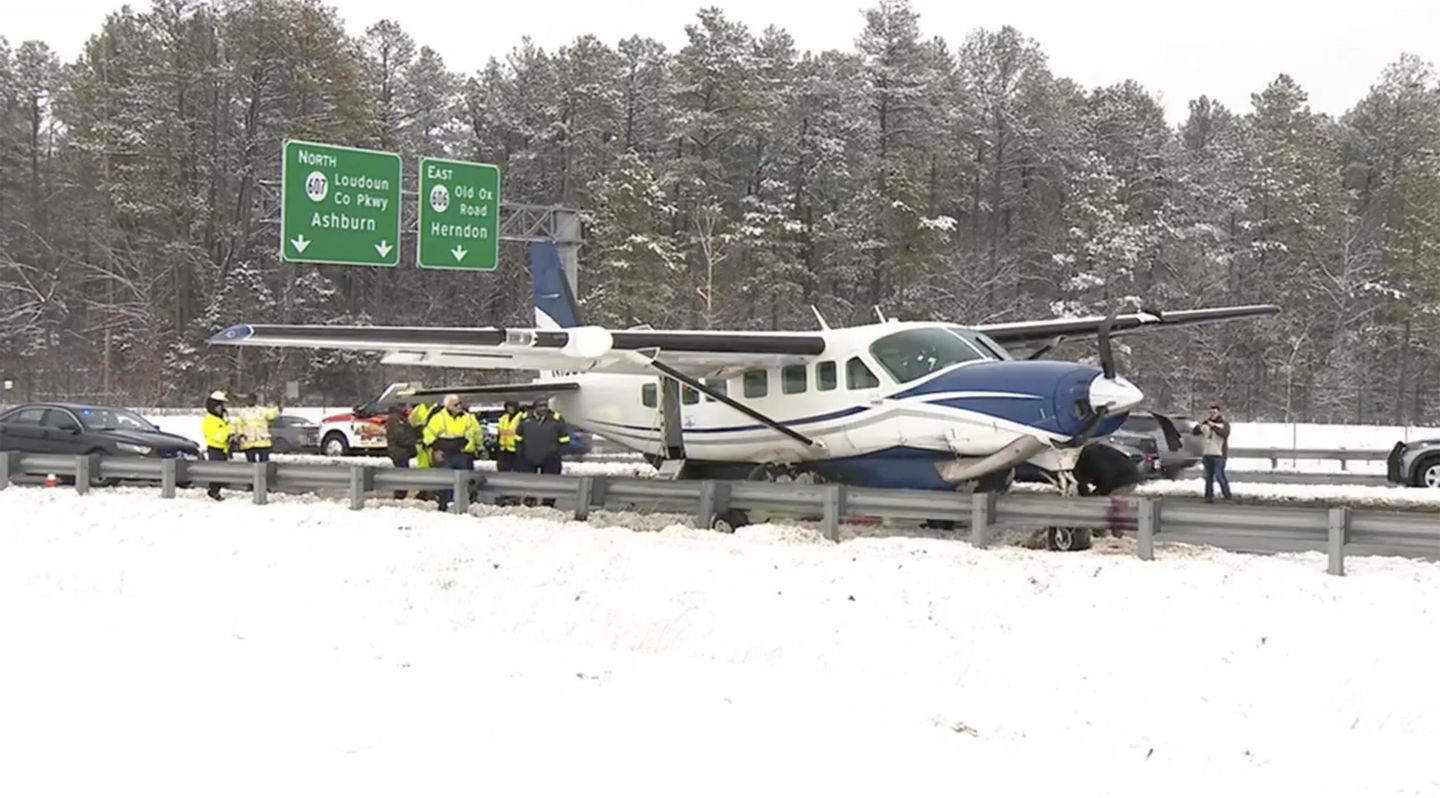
[281,140,401,266]
[418,157,501,270]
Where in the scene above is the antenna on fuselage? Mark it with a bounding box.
[873,305,889,324]
[810,305,831,330]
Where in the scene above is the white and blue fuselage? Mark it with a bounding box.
[545,323,1140,490]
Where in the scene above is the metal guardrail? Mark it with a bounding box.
[3,452,1437,576]
[1209,470,1389,486]
[1228,447,1389,469]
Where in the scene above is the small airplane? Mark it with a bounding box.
[208,243,1275,500]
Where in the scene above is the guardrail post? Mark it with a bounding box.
[253,461,275,506]
[0,450,17,489]
[696,481,718,529]
[821,484,846,542]
[1136,497,1160,561]
[74,454,95,495]
[451,470,471,514]
[1328,507,1350,576]
[970,491,996,548]
[160,458,178,498]
[349,465,374,511]
[574,477,594,521]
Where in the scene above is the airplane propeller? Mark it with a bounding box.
[1096,306,1118,379]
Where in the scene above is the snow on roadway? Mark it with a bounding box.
[2,488,1439,797]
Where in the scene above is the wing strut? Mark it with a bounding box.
[646,358,824,451]
[659,375,686,461]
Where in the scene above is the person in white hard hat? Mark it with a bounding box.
[201,390,234,500]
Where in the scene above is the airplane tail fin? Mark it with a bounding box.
[530,241,584,330]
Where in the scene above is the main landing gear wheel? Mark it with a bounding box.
[711,509,750,534]
[746,463,819,483]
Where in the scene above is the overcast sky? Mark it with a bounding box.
[9,0,1438,122]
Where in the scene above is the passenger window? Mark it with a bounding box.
[9,408,46,425]
[846,357,880,389]
[703,378,727,402]
[642,383,657,408]
[682,384,699,405]
[743,370,768,398]
[816,361,837,391]
[782,365,807,394]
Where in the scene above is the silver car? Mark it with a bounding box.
[1387,440,1440,488]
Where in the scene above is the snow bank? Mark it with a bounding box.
[2,488,1438,797]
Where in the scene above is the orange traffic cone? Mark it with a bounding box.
[44,473,58,488]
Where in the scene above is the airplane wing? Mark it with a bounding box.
[399,381,581,404]
[206,323,826,378]
[975,305,1279,348]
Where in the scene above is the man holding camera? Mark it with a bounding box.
[1193,404,1233,502]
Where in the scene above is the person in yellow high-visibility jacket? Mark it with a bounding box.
[495,401,524,472]
[409,402,434,469]
[234,393,281,463]
[200,390,234,501]
[422,394,481,511]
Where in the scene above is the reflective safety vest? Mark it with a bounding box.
[497,412,524,452]
[423,408,481,454]
[234,406,279,449]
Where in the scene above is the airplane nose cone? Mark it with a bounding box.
[1089,374,1144,414]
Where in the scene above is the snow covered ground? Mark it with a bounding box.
[1,487,1438,797]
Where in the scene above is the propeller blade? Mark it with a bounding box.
[1097,307,1117,379]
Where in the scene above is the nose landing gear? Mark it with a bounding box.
[1040,442,1141,551]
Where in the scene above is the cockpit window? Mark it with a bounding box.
[870,328,988,384]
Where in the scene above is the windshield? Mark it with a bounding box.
[76,407,157,431]
[951,327,1013,360]
[870,327,989,384]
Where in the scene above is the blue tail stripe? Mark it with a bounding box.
[530,241,583,328]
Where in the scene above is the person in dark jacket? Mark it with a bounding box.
[1193,403,1233,502]
[384,405,419,499]
[515,398,571,506]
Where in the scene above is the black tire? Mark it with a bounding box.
[1413,456,1440,489]
[921,519,956,531]
[1046,526,1093,552]
[321,432,350,458]
[711,509,750,534]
